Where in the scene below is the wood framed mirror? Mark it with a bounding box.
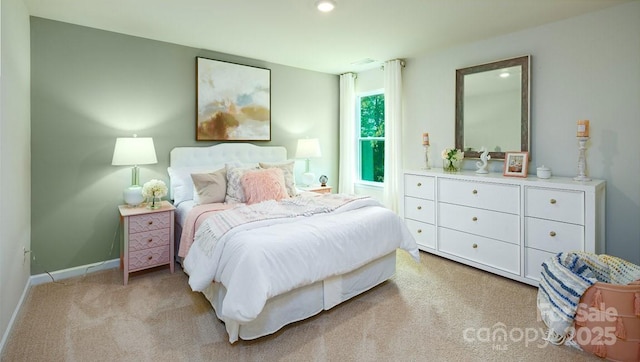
[455,55,530,160]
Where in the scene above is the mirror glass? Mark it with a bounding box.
[455,55,530,160]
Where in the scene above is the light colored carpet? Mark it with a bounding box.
[2,251,599,361]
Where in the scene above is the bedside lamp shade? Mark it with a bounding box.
[112,135,158,206]
[296,138,322,186]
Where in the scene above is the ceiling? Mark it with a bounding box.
[24,0,631,74]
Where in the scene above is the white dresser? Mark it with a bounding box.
[402,169,605,286]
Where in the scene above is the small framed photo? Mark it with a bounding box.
[503,152,529,177]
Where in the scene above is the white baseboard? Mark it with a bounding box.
[1,259,120,355]
[0,277,30,355]
[30,258,120,286]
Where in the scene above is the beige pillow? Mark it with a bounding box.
[191,168,227,205]
[259,160,298,197]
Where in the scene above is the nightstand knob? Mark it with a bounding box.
[417,206,422,210]
[417,182,422,187]
[550,199,557,204]
[472,243,478,249]
[472,216,478,221]
[472,189,478,195]
[549,231,557,237]
[417,229,422,234]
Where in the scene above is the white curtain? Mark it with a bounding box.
[383,60,404,212]
[338,72,356,194]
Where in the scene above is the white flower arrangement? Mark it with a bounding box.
[141,179,168,199]
[441,148,464,172]
[441,148,464,162]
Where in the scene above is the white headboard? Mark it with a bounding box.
[168,143,287,203]
[170,143,287,168]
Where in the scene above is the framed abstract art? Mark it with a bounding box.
[196,57,271,141]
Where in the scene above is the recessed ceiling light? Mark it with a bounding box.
[316,0,336,12]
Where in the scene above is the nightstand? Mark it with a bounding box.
[118,201,175,285]
[300,185,332,194]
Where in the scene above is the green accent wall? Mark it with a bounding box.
[30,17,339,274]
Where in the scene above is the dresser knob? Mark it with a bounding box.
[417,229,422,234]
[417,206,422,210]
[472,243,478,249]
[148,221,153,225]
[550,199,557,204]
[549,231,556,237]
[472,189,478,195]
[147,256,153,260]
[472,216,478,221]
[417,182,422,187]
[147,238,153,243]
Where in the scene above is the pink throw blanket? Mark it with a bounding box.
[179,203,233,257]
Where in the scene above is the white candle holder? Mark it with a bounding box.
[423,145,431,169]
[573,136,591,181]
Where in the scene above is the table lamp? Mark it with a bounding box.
[112,135,158,206]
[295,138,322,186]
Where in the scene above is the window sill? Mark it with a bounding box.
[354,181,384,190]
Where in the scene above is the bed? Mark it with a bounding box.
[167,143,419,343]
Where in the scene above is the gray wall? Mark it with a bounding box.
[403,2,640,263]
[30,18,339,274]
[0,0,31,350]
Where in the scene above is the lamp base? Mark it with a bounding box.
[123,185,144,207]
[301,172,315,187]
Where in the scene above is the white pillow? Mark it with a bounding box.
[224,163,259,204]
[168,166,218,206]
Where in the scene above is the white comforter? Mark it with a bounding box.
[183,195,419,323]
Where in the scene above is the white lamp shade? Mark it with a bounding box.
[295,138,322,159]
[112,137,158,166]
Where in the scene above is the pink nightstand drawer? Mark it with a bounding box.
[129,229,171,252]
[129,211,171,233]
[128,245,171,271]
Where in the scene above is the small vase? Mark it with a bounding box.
[443,159,462,173]
[147,196,162,210]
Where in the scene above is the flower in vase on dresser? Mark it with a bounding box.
[441,148,464,172]
[141,179,168,209]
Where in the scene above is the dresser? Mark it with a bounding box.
[402,169,605,286]
[119,201,175,285]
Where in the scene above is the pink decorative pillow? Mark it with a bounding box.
[241,168,290,205]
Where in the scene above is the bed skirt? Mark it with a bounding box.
[202,251,397,343]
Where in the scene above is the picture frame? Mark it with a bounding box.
[503,152,529,177]
[196,57,271,141]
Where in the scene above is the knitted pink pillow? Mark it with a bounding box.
[241,168,290,205]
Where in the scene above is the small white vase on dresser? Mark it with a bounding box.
[401,168,606,286]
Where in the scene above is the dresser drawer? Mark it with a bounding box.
[405,219,435,249]
[525,187,584,225]
[128,244,171,271]
[525,217,584,253]
[525,247,556,281]
[438,228,519,275]
[404,197,435,224]
[129,211,172,233]
[129,228,171,252]
[439,203,519,244]
[438,178,519,214]
[404,174,435,200]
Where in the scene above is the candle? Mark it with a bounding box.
[577,120,590,137]
[422,132,430,146]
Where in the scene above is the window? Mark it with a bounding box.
[357,91,385,183]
